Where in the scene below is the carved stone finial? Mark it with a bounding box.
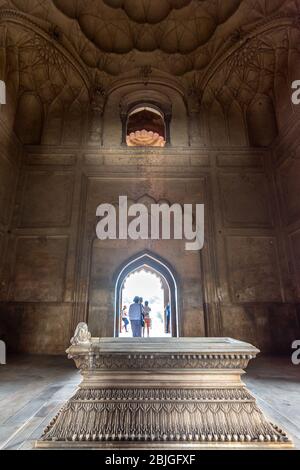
[70,322,91,346]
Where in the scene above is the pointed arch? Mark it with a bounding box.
[114,250,180,337]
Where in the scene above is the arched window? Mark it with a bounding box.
[120,102,171,147]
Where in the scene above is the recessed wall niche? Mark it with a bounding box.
[102,81,188,147]
[125,105,167,147]
[19,171,74,228]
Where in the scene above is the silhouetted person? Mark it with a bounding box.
[139,297,145,331]
[165,302,171,334]
[122,305,129,333]
[129,296,142,337]
[143,301,152,338]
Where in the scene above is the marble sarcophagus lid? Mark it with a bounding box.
[36,326,293,449]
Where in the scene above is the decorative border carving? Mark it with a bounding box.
[70,353,253,371]
[39,387,290,445]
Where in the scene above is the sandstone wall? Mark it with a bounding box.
[0,139,297,354]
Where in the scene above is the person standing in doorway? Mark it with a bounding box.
[129,296,142,337]
[165,302,171,334]
[121,305,129,333]
[143,301,152,338]
[139,297,145,332]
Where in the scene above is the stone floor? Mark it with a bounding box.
[0,354,299,450]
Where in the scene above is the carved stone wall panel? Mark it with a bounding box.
[227,101,248,147]
[0,118,22,168]
[0,230,4,266]
[221,303,299,354]
[103,154,191,167]
[0,302,72,354]
[208,100,228,146]
[247,96,278,147]
[62,103,87,146]
[0,153,18,226]
[83,154,104,166]
[221,305,266,350]
[190,155,210,167]
[216,154,264,168]
[19,171,74,228]
[86,177,206,222]
[289,230,300,298]
[265,303,300,353]
[0,116,22,286]
[11,236,69,302]
[14,92,43,144]
[26,153,76,166]
[226,236,282,303]
[218,173,273,228]
[273,117,300,165]
[277,158,300,226]
[203,96,251,149]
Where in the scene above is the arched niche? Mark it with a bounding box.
[102,79,188,147]
[124,103,168,147]
[14,92,43,145]
[247,95,278,147]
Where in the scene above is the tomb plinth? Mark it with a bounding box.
[36,332,293,449]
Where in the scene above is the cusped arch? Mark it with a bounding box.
[114,250,180,337]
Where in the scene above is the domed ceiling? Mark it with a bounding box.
[0,0,299,114]
[0,0,295,79]
[51,0,242,54]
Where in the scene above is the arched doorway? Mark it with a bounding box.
[114,252,179,337]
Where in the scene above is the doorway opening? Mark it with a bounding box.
[115,252,179,338]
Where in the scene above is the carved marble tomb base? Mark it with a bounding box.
[36,336,293,449]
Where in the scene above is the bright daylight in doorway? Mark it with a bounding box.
[120,269,171,338]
